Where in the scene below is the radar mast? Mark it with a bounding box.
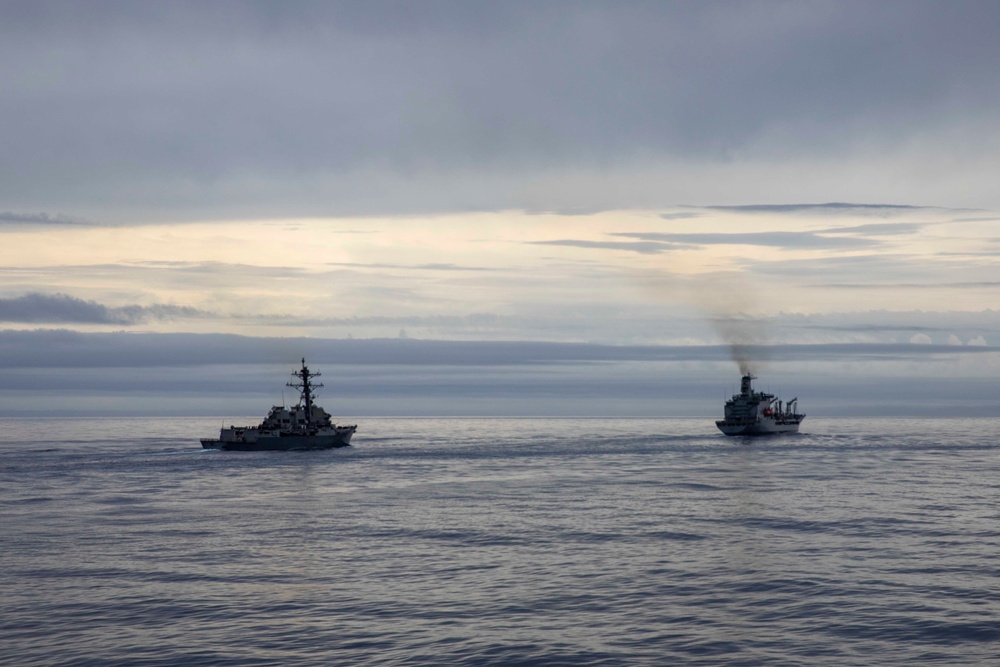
[287,358,323,426]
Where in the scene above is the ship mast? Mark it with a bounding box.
[287,358,323,426]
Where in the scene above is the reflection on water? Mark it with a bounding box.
[2,417,999,665]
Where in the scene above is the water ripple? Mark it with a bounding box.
[1,417,999,665]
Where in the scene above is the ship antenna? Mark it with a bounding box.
[287,358,323,427]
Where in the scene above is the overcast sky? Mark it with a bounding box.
[4,1,1000,217]
[2,1,999,416]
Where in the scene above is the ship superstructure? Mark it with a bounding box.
[201,359,356,451]
[716,374,804,436]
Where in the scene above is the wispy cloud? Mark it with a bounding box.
[614,230,879,250]
[701,203,931,215]
[813,222,926,236]
[743,253,924,279]
[0,211,94,226]
[820,281,1000,290]
[660,212,704,220]
[770,310,1000,341]
[326,262,499,272]
[0,293,206,324]
[529,239,685,254]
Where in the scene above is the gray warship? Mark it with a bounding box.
[201,359,356,451]
[716,374,804,436]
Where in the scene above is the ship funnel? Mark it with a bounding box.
[740,374,755,395]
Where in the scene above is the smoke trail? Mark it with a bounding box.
[639,270,772,373]
[708,312,771,375]
[701,273,773,374]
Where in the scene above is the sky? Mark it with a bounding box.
[2,1,999,417]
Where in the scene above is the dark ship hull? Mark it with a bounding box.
[201,428,355,451]
[715,418,802,436]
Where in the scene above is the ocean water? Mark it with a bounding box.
[1,416,998,666]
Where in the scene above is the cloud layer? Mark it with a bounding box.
[2,2,1000,218]
[0,330,997,417]
[0,293,205,324]
[0,328,995,369]
[3,5,999,415]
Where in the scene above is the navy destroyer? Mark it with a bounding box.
[716,374,804,436]
[201,359,356,451]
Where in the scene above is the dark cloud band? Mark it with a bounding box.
[0,293,206,324]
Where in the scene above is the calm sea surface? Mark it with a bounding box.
[2,417,998,666]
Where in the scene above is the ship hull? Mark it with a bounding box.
[717,373,804,437]
[716,419,803,436]
[201,360,356,451]
[201,431,353,451]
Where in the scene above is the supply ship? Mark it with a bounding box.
[201,359,356,451]
[716,374,804,436]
